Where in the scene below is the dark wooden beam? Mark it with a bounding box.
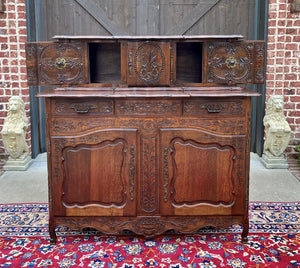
[0,0,4,12]
[74,0,129,36]
[291,0,300,12]
[166,0,221,35]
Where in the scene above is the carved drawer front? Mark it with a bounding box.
[52,98,114,116]
[206,40,265,85]
[125,41,171,86]
[180,118,246,135]
[51,118,115,134]
[183,99,245,117]
[116,99,181,116]
[26,42,88,86]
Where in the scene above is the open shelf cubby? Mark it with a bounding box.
[89,42,121,84]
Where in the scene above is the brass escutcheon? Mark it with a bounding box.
[225,56,237,69]
[55,57,67,70]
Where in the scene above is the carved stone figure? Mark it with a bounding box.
[1,96,31,170]
[261,95,291,168]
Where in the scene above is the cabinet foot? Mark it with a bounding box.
[241,235,248,244]
[241,217,249,244]
[49,226,57,245]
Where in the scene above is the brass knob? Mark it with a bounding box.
[55,57,67,70]
[225,56,237,69]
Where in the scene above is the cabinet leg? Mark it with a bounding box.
[241,217,249,244]
[49,225,57,245]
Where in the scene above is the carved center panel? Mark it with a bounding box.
[134,43,165,84]
[208,42,251,84]
[39,43,85,84]
[169,138,236,207]
[62,139,127,208]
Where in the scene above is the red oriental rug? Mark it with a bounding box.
[0,202,299,267]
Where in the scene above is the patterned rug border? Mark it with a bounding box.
[0,202,299,237]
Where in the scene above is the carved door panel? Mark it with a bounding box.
[125,41,171,86]
[160,129,246,216]
[205,40,265,85]
[51,129,137,217]
[25,42,89,86]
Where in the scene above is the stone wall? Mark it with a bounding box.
[0,0,30,173]
[266,0,300,159]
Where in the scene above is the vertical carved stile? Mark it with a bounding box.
[25,43,38,85]
[129,145,135,201]
[128,51,133,78]
[140,136,158,213]
[170,43,174,84]
[254,41,265,84]
[163,148,169,202]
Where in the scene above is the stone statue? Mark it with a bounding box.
[1,96,32,170]
[261,95,291,168]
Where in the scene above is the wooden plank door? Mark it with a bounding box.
[27,0,267,155]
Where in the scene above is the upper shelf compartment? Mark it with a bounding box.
[25,35,265,87]
[89,42,121,84]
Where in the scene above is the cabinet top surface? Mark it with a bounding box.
[53,35,244,41]
[37,87,260,98]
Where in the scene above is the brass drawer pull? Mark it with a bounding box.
[71,104,97,114]
[201,103,226,113]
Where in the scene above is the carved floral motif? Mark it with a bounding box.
[181,119,245,134]
[134,43,165,84]
[208,42,251,85]
[163,148,169,202]
[39,43,85,84]
[117,101,180,115]
[119,119,178,133]
[129,146,135,201]
[140,136,157,213]
[54,215,246,238]
[254,42,265,83]
[52,119,114,133]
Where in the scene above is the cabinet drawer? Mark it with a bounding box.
[52,98,114,116]
[116,99,181,116]
[183,99,245,117]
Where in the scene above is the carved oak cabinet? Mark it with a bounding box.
[25,35,265,244]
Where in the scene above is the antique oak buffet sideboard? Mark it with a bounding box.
[25,35,265,244]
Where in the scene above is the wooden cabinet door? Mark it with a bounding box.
[205,40,265,85]
[50,129,137,217]
[160,129,246,216]
[125,41,171,86]
[26,42,88,86]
